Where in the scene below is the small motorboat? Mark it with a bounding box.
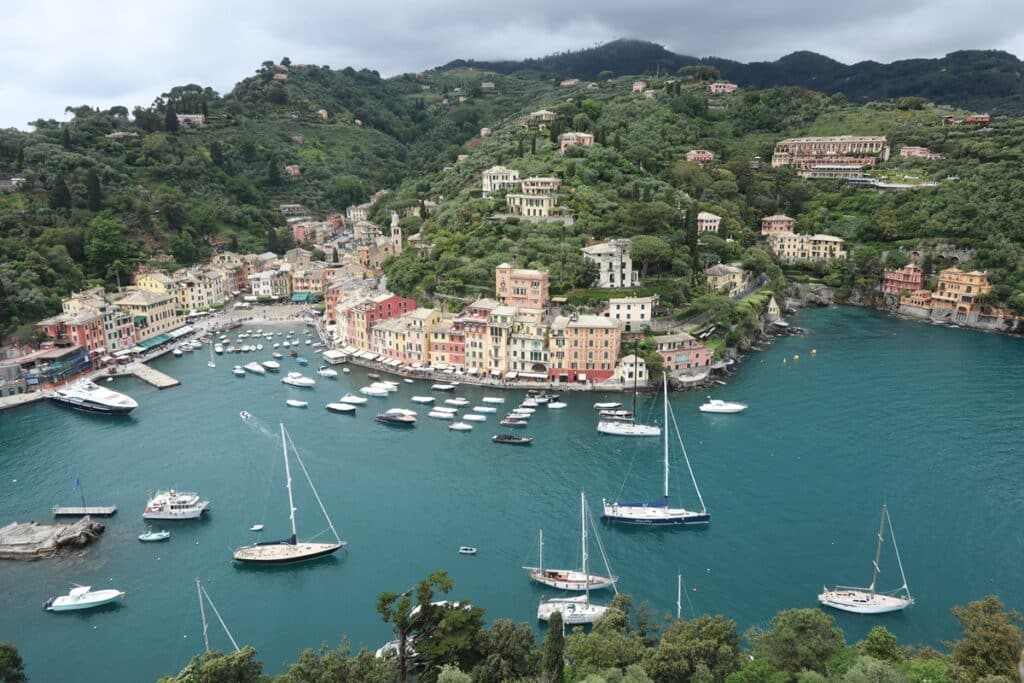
[500,417,528,427]
[289,350,299,357]
[431,383,456,391]
[428,409,456,420]
[699,398,748,414]
[449,422,473,431]
[239,411,252,421]
[232,365,246,377]
[520,399,539,408]
[410,396,435,404]
[262,360,281,371]
[342,368,350,374]
[360,385,389,397]
[296,356,309,366]
[339,393,368,405]
[458,546,478,555]
[375,409,416,426]
[249,524,264,532]
[444,398,470,407]
[273,343,280,349]
[514,406,536,414]
[481,396,505,404]
[243,362,266,375]
[373,382,399,393]
[172,347,183,357]
[548,402,567,409]
[256,344,264,351]
[492,434,533,445]
[214,344,224,354]
[44,585,125,612]
[272,351,284,359]
[326,402,356,414]
[593,402,622,410]
[472,406,497,413]
[368,373,381,379]
[507,411,532,420]
[281,372,316,387]
[403,379,414,384]
[138,529,170,542]
[317,366,338,378]
[282,341,291,347]
[463,414,487,422]
[286,399,309,408]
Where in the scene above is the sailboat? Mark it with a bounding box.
[602,372,710,525]
[597,345,660,437]
[818,504,913,614]
[537,492,615,625]
[207,342,216,368]
[525,494,617,591]
[232,424,346,564]
[196,579,240,653]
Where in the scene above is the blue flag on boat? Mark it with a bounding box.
[74,475,80,490]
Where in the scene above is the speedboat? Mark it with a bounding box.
[50,379,138,415]
[458,546,478,555]
[296,356,309,366]
[593,402,622,409]
[492,434,533,445]
[317,366,338,378]
[243,362,266,375]
[172,347,183,357]
[449,422,473,431]
[261,360,281,371]
[462,414,487,422]
[325,402,356,413]
[403,378,414,384]
[143,489,210,520]
[214,344,224,354]
[272,352,284,359]
[520,399,539,408]
[375,409,416,426]
[548,402,567,409]
[444,397,470,407]
[428,409,456,420]
[431,383,456,391]
[514,406,535,414]
[339,393,368,405]
[138,529,170,542]
[410,396,435,404]
[232,365,246,376]
[367,373,380,379]
[472,406,497,413]
[500,417,528,427]
[44,585,125,612]
[360,385,389,397]
[699,398,748,414]
[481,396,505,404]
[286,399,309,408]
[372,382,399,393]
[281,372,316,387]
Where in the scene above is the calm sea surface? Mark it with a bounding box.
[0,307,1021,681]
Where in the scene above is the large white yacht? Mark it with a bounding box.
[143,489,210,520]
[50,379,138,415]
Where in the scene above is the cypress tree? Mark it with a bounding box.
[267,158,282,186]
[265,226,279,252]
[540,611,565,683]
[14,146,24,171]
[164,104,179,132]
[331,246,340,263]
[229,234,239,252]
[61,126,71,150]
[86,168,102,211]
[517,138,524,156]
[201,100,209,120]
[49,173,71,210]
[531,135,537,154]
[419,198,429,219]
[209,141,223,166]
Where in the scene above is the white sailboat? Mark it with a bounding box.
[537,492,614,625]
[818,504,913,614]
[232,424,346,564]
[597,350,660,437]
[526,494,617,591]
[602,372,710,525]
[196,579,240,653]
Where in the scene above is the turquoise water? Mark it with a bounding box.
[0,308,1022,681]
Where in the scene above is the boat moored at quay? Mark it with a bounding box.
[49,379,138,415]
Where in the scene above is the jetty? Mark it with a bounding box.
[52,505,117,517]
[124,362,180,389]
[0,392,46,412]
[0,516,106,560]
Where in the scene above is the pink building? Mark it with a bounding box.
[708,82,738,94]
[36,310,106,355]
[632,81,647,93]
[285,165,301,178]
[559,132,594,154]
[656,333,712,373]
[696,211,722,234]
[761,214,797,235]
[685,149,714,165]
[899,146,943,160]
[495,263,549,310]
[338,293,416,350]
[882,264,925,295]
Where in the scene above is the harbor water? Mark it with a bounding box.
[0,307,1022,681]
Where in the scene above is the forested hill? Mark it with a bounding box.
[444,39,1024,113]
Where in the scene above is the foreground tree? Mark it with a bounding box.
[277,643,395,683]
[540,611,565,682]
[471,618,538,682]
[156,646,266,683]
[0,641,26,683]
[947,595,1024,681]
[642,614,741,682]
[752,608,845,677]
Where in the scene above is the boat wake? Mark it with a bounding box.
[239,411,275,440]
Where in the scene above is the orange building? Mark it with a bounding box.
[548,314,621,382]
[495,264,549,310]
[931,267,991,313]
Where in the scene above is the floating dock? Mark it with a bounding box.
[125,363,180,389]
[52,505,117,517]
[0,516,106,560]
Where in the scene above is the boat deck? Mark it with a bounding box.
[52,505,117,517]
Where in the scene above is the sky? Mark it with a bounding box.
[3,0,1024,130]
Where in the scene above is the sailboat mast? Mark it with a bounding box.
[869,504,887,594]
[886,506,912,599]
[631,342,639,423]
[581,491,590,603]
[281,423,298,542]
[196,578,210,653]
[663,372,670,500]
[539,529,544,571]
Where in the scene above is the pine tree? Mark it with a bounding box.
[49,173,71,210]
[86,168,102,211]
[164,104,179,132]
[540,611,565,683]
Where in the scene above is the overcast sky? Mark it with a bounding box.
[3,0,1023,130]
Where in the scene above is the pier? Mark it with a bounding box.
[52,505,117,517]
[0,392,46,412]
[124,362,180,389]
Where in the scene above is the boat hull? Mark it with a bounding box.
[233,541,345,564]
[596,421,661,436]
[537,598,608,624]
[46,590,125,611]
[49,396,135,415]
[529,569,616,591]
[818,589,913,614]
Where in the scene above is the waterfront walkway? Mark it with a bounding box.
[0,392,46,412]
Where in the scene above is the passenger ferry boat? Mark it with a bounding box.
[143,489,210,520]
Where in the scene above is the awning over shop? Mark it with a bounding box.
[520,371,548,379]
[578,373,588,381]
[490,369,501,376]
[133,315,146,325]
[506,371,518,379]
[168,325,194,339]
[137,333,171,349]
[291,292,310,302]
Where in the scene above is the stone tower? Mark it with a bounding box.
[390,211,403,256]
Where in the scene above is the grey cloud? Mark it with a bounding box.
[3,0,1024,129]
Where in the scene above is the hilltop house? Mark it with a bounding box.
[582,239,638,289]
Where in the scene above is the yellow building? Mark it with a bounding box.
[704,264,749,296]
[768,233,847,263]
[116,290,183,342]
[931,268,992,313]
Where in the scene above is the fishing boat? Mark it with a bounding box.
[431,383,456,391]
[375,408,417,426]
[458,546,478,555]
[339,393,368,405]
[472,406,497,413]
[325,402,356,414]
[233,424,346,564]
[49,379,138,415]
[410,395,435,404]
[428,409,456,420]
[359,385,389,397]
[138,529,170,542]
[444,398,470,407]
[462,414,487,422]
[285,399,308,408]
[593,402,622,410]
[481,397,505,404]
[261,360,280,371]
[449,422,473,431]
[525,496,617,591]
[44,585,125,612]
[698,398,748,414]
[281,372,316,387]
[548,402,567,409]
[317,366,338,378]
[243,362,266,375]
[597,351,660,437]
[143,489,210,520]
[492,434,533,445]
[602,373,710,526]
[818,504,914,614]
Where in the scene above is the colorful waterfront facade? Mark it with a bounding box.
[882,264,925,294]
[656,333,713,374]
[495,264,549,310]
